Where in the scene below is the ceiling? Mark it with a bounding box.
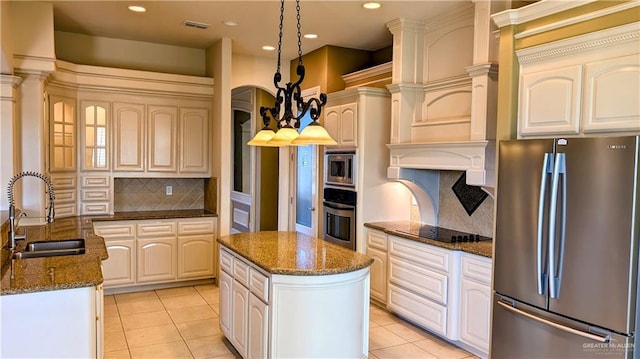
[48,0,469,61]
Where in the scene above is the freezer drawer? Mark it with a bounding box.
[491,294,633,359]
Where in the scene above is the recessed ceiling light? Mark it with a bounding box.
[304,34,318,39]
[262,45,276,51]
[362,2,381,10]
[128,5,146,13]
[223,20,238,26]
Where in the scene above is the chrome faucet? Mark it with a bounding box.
[7,171,55,250]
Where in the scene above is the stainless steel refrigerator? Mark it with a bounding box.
[492,136,640,359]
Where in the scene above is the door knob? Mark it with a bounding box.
[308,207,316,211]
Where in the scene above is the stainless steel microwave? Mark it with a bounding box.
[325,150,356,188]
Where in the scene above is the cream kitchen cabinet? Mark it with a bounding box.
[80,174,112,215]
[517,23,640,138]
[459,252,491,357]
[80,100,110,171]
[177,217,216,279]
[113,102,145,171]
[147,105,178,172]
[179,107,210,174]
[94,217,216,289]
[387,235,459,339]
[93,222,136,287]
[324,102,357,147]
[366,228,388,304]
[220,247,269,359]
[48,94,76,172]
[136,220,178,283]
[50,174,77,218]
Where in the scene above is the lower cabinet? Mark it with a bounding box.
[94,217,216,289]
[384,234,492,358]
[459,253,492,356]
[219,248,270,359]
[366,228,388,304]
[137,237,177,283]
[103,238,136,286]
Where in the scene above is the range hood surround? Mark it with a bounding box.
[385,2,503,188]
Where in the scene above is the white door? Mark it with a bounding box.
[291,87,321,237]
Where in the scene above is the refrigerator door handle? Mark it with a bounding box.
[496,301,610,343]
[536,153,553,295]
[549,153,567,299]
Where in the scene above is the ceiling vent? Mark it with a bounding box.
[183,20,210,29]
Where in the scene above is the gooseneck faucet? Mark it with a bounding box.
[7,171,55,250]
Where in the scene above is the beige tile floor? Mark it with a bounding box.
[104,284,477,359]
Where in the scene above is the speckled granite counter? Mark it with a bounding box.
[1,209,218,295]
[0,216,107,295]
[91,209,217,222]
[218,231,373,275]
[365,221,493,258]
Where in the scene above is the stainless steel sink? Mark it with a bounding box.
[12,238,86,259]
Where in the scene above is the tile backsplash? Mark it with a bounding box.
[114,178,205,212]
[411,170,494,237]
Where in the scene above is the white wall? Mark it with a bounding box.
[0,1,14,74]
[54,31,206,76]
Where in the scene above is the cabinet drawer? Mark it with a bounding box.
[82,176,109,187]
[56,189,76,202]
[389,256,448,305]
[81,203,109,215]
[461,254,492,285]
[233,258,250,287]
[82,189,109,201]
[389,236,451,273]
[388,283,447,337]
[137,221,177,237]
[220,249,234,275]
[178,218,214,235]
[249,268,269,303]
[55,203,76,218]
[51,176,76,188]
[367,230,388,250]
[94,223,135,237]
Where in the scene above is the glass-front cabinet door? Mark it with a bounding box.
[49,95,76,172]
[81,100,110,171]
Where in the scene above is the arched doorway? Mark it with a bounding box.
[230,86,278,232]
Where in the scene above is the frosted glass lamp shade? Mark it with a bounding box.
[267,127,299,147]
[247,128,278,146]
[291,123,337,146]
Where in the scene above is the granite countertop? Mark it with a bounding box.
[0,216,108,295]
[364,221,493,258]
[218,231,373,276]
[1,209,218,296]
[91,209,217,222]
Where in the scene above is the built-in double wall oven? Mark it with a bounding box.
[322,150,357,251]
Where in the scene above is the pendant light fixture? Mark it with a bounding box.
[247,0,336,147]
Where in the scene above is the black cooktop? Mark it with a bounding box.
[396,225,491,243]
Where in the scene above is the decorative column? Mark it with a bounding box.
[0,75,22,210]
[15,71,51,219]
[386,18,426,145]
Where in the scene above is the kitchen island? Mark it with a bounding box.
[218,231,373,359]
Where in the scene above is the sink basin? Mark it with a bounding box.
[12,238,86,259]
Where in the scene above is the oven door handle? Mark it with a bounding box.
[323,201,355,210]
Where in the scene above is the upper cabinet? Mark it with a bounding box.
[81,101,110,171]
[113,102,146,172]
[516,24,640,138]
[492,1,640,140]
[324,102,357,148]
[49,95,76,172]
[179,107,210,174]
[148,105,178,172]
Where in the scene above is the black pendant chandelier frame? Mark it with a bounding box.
[258,0,327,132]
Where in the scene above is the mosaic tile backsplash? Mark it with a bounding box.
[114,178,205,212]
[411,170,494,237]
